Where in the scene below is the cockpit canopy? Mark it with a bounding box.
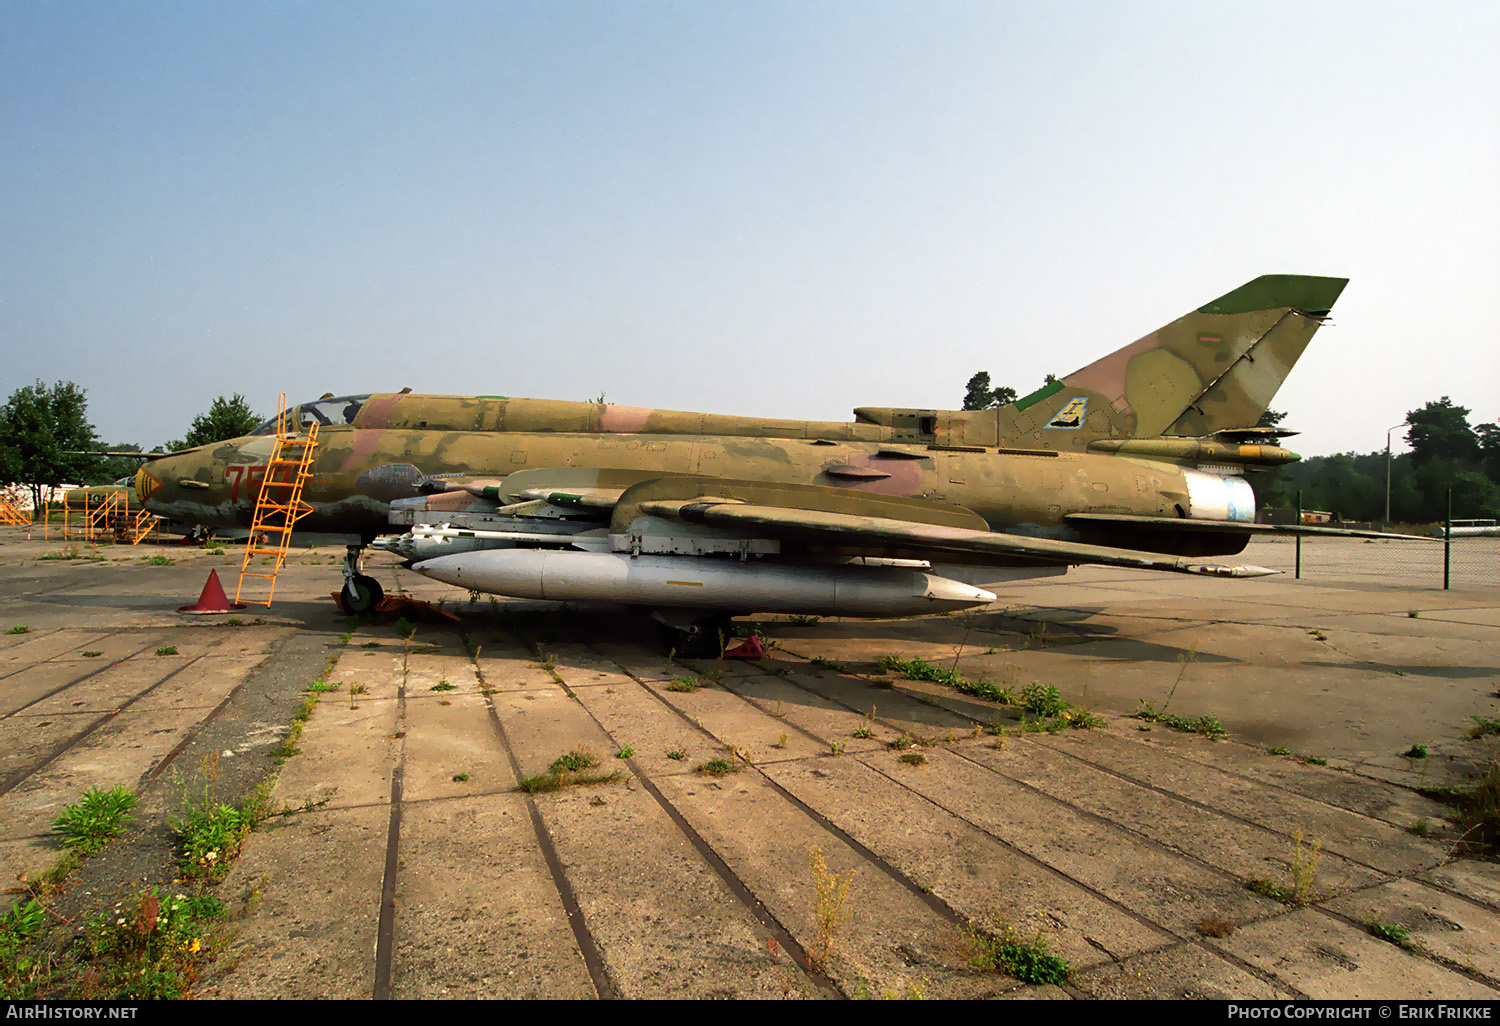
[251,394,371,435]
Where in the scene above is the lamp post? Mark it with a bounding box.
[1385,422,1405,523]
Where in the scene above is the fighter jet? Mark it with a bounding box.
[137,274,1360,649]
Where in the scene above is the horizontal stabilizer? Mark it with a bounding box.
[1065,513,1436,541]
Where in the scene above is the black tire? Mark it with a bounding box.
[341,574,384,615]
[657,615,731,658]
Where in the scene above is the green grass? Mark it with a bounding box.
[6,625,29,635]
[52,786,138,856]
[304,679,341,693]
[666,677,702,693]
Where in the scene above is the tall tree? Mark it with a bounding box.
[961,371,1017,411]
[170,394,261,452]
[0,381,102,511]
[1405,397,1478,468]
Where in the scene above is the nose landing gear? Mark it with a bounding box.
[340,543,385,614]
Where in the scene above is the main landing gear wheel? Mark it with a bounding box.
[341,574,384,615]
[653,612,733,659]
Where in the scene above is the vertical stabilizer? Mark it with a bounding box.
[997,274,1347,446]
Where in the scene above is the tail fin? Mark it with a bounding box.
[1001,274,1348,442]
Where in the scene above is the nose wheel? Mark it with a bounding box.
[341,543,385,614]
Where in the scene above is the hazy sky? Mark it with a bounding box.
[3,1,1496,457]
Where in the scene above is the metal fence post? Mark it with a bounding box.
[1444,489,1451,590]
[1295,490,1302,580]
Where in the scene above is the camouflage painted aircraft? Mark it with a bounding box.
[137,273,1365,648]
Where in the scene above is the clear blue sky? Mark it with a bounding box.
[3,1,1496,457]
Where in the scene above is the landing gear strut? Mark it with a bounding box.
[341,542,384,614]
[652,610,733,658]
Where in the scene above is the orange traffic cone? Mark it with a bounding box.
[179,570,246,614]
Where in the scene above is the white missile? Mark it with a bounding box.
[409,549,996,616]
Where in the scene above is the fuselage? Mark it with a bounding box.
[137,393,1257,557]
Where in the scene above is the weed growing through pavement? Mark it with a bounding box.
[1197,916,1236,938]
[1247,828,1322,906]
[172,753,266,880]
[1468,716,1500,739]
[1369,920,1415,951]
[52,786,138,856]
[0,897,52,998]
[1134,701,1224,739]
[807,846,855,974]
[876,655,1015,704]
[616,746,634,759]
[305,679,341,693]
[667,750,685,760]
[696,757,739,777]
[82,650,102,658]
[666,676,702,693]
[1419,754,1500,858]
[899,752,926,767]
[80,888,225,998]
[1405,744,1428,758]
[6,625,29,635]
[154,646,178,657]
[518,747,622,794]
[430,680,456,691]
[961,914,1072,986]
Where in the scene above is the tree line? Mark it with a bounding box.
[0,381,260,512]
[1253,398,1499,524]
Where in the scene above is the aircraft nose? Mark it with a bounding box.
[134,464,162,507]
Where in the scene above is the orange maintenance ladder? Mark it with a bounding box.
[0,493,29,526]
[235,395,320,606]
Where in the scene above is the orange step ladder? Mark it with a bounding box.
[235,395,320,606]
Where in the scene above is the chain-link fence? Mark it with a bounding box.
[1244,534,1498,588]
